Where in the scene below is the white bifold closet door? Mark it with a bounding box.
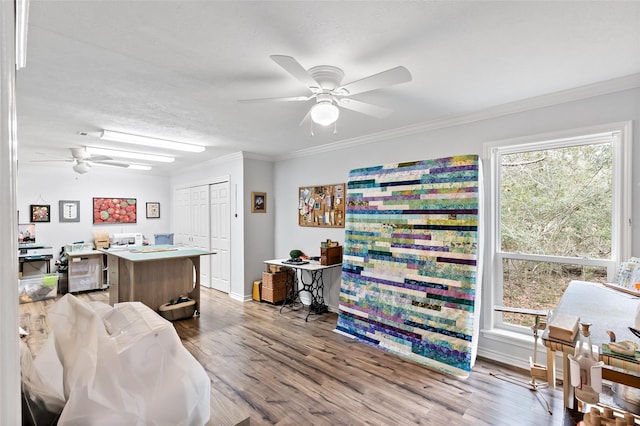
[209,182,230,293]
[174,182,230,292]
[189,185,211,288]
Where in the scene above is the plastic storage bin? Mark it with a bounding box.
[65,243,95,253]
[19,273,58,303]
[154,233,174,245]
[68,255,102,292]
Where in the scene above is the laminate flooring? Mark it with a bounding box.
[20,288,581,426]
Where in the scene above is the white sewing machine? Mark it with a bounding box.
[110,232,143,247]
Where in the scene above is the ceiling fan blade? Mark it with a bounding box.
[91,158,129,167]
[30,158,73,163]
[87,155,112,162]
[270,55,319,91]
[35,151,72,160]
[336,98,393,119]
[338,66,412,96]
[238,95,313,103]
[298,108,312,127]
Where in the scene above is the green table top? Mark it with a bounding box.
[101,245,215,262]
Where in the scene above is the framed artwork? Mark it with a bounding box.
[93,197,137,224]
[30,204,50,223]
[251,192,266,213]
[59,200,80,222]
[146,202,160,219]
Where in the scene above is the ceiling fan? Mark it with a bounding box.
[239,55,412,129]
[33,147,128,174]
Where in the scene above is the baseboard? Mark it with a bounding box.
[476,346,530,371]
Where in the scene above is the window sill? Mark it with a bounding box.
[478,327,550,370]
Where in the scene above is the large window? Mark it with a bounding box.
[485,123,631,331]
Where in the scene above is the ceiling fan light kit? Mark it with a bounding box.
[239,55,412,130]
[99,130,205,153]
[72,162,91,174]
[310,101,340,126]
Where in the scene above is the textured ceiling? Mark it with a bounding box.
[16,1,640,175]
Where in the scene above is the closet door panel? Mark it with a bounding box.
[190,185,210,287]
[174,188,191,246]
[210,182,230,293]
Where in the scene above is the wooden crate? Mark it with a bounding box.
[261,271,287,303]
[268,264,285,273]
[320,246,343,265]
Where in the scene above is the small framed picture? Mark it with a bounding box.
[146,202,160,219]
[251,192,266,213]
[59,200,80,222]
[30,204,50,222]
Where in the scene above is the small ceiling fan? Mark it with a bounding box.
[239,55,412,129]
[32,147,128,174]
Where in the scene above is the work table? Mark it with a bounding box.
[101,245,215,315]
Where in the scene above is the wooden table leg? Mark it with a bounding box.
[128,261,136,302]
[546,348,556,388]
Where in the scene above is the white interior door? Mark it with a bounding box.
[190,185,211,287]
[209,181,230,293]
[174,187,190,246]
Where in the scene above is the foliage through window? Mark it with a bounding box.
[487,126,630,329]
[501,144,612,258]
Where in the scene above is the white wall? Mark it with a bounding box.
[273,87,640,366]
[17,163,171,264]
[243,156,275,297]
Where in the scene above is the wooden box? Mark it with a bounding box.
[261,271,287,303]
[320,246,343,265]
[93,230,110,249]
[94,239,110,250]
[268,264,285,273]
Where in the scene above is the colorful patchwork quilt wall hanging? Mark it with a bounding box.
[335,155,481,378]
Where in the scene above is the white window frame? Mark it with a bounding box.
[482,121,632,336]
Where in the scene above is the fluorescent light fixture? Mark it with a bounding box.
[310,101,339,126]
[15,0,30,69]
[86,147,175,163]
[100,130,205,153]
[127,164,152,171]
[93,162,152,171]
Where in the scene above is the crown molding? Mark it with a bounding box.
[280,73,640,161]
[170,150,245,177]
[241,151,274,162]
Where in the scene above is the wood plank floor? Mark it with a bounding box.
[20,288,580,425]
